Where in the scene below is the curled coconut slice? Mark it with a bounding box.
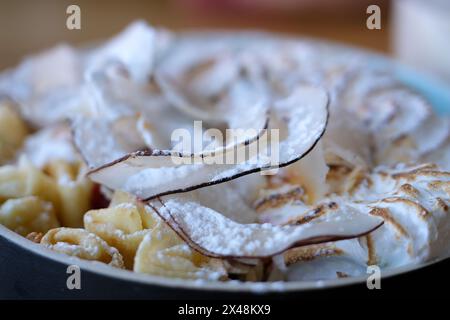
[86,20,157,84]
[147,195,383,259]
[0,21,166,129]
[156,37,267,122]
[73,103,269,169]
[72,115,152,168]
[155,36,273,153]
[87,86,329,200]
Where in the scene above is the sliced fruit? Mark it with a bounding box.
[0,196,59,236]
[41,227,124,268]
[134,219,227,280]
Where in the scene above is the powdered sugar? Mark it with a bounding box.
[152,196,383,258]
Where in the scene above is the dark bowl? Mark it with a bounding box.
[2,224,450,299]
[1,35,450,299]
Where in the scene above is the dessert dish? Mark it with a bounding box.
[1,21,449,284]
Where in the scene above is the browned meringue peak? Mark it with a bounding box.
[242,43,438,171]
[349,163,450,199]
[324,165,368,196]
[371,108,449,167]
[252,143,330,225]
[340,77,449,167]
[236,37,366,99]
[367,89,429,139]
[272,198,441,274]
[278,164,450,269]
[147,194,382,259]
[253,162,449,278]
[327,66,449,169]
[87,86,328,200]
[270,240,369,281]
[293,53,446,173]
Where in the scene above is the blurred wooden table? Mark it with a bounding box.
[0,0,390,70]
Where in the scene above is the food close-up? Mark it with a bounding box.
[0,0,449,301]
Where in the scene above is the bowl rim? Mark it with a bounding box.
[1,31,449,293]
[2,223,448,293]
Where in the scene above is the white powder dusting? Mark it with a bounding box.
[160,197,382,257]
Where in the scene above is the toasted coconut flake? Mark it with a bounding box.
[72,115,149,168]
[0,45,83,127]
[87,21,156,83]
[156,39,263,121]
[148,195,383,258]
[88,86,329,200]
[156,39,270,153]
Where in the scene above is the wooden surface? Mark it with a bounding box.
[0,0,390,70]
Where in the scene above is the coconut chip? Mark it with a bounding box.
[147,195,383,258]
[87,86,328,200]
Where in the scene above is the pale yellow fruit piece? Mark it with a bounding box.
[41,227,124,268]
[0,196,60,236]
[109,190,139,207]
[84,202,158,269]
[134,221,227,280]
[0,103,28,164]
[0,160,60,212]
[0,140,16,165]
[108,190,157,229]
[45,160,93,227]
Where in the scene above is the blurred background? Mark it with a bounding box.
[0,0,449,83]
